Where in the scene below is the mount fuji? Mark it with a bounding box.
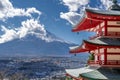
[0,21,76,56]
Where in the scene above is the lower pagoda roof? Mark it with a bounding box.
[69,44,89,53]
[66,66,99,78]
[66,66,120,80]
[80,67,120,80]
[84,37,120,47]
[70,37,120,53]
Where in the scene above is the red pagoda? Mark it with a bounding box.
[66,0,120,80]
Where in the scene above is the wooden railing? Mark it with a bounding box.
[88,60,120,65]
[87,60,100,65]
[106,60,120,65]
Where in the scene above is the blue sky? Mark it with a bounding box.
[0,0,119,44]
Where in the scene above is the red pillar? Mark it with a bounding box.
[104,20,107,36]
[98,48,100,61]
[104,48,107,65]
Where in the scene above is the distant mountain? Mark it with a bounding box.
[0,30,76,56]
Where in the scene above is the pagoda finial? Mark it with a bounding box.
[112,0,117,4]
[109,0,120,11]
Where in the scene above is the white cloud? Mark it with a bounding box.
[60,0,89,25]
[62,0,89,12]
[0,26,17,43]
[26,7,41,15]
[18,19,46,38]
[0,18,64,43]
[100,0,112,9]
[0,19,47,43]
[0,0,41,20]
[60,12,81,25]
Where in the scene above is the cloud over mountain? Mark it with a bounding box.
[0,29,75,56]
[0,18,70,44]
[0,19,48,43]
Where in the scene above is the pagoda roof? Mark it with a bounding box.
[72,8,120,32]
[66,66,99,78]
[72,16,103,32]
[70,37,120,53]
[84,37,120,47]
[86,8,120,16]
[81,67,120,80]
[69,44,89,53]
[109,0,120,11]
[86,8,120,20]
[66,67,120,80]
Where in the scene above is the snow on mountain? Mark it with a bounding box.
[0,19,76,56]
[0,33,75,56]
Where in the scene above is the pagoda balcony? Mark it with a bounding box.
[106,60,120,65]
[88,60,120,67]
[87,60,100,65]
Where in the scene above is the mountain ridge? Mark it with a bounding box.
[0,31,76,56]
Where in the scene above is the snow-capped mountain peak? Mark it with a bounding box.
[0,19,76,56]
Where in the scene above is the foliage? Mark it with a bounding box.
[88,53,94,60]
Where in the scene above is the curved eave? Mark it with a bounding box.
[84,37,120,48]
[86,8,120,16]
[66,66,99,78]
[72,17,103,32]
[80,68,120,80]
[69,45,89,54]
[86,8,120,20]
[69,42,96,54]
[80,70,107,80]
[70,37,120,54]
[66,67,120,80]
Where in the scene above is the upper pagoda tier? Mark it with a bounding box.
[72,8,120,32]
